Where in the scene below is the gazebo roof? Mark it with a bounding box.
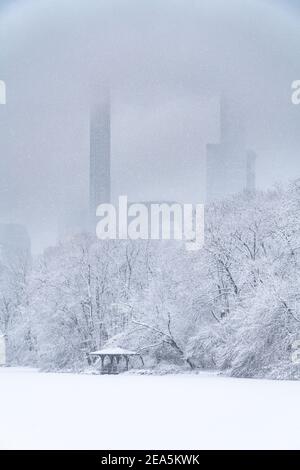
[89,347,139,356]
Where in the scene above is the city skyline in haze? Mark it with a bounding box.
[0,0,299,252]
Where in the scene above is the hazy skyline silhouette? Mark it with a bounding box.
[0,0,299,251]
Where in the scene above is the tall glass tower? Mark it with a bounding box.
[206,94,256,202]
[89,93,111,229]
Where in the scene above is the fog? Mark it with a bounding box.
[0,0,299,251]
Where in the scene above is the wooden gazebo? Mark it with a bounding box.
[89,347,143,374]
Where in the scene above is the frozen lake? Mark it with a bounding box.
[0,367,299,450]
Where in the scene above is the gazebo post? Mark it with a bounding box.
[109,355,114,374]
[100,355,105,372]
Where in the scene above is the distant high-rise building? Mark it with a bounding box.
[0,224,31,263]
[0,332,5,366]
[0,80,6,105]
[246,150,256,193]
[89,93,111,229]
[206,95,256,202]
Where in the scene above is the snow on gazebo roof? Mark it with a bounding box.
[89,347,139,356]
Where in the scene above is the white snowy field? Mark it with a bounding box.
[0,367,299,450]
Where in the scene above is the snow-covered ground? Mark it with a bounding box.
[0,367,299,450]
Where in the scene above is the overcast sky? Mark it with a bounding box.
[0,0,299,251]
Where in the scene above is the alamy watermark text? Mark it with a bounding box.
[96,196,204,251]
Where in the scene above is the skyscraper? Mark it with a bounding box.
[0,80,6,106]
[0,223,31,263]
[206,95,256,202]
[89,93,111,229]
